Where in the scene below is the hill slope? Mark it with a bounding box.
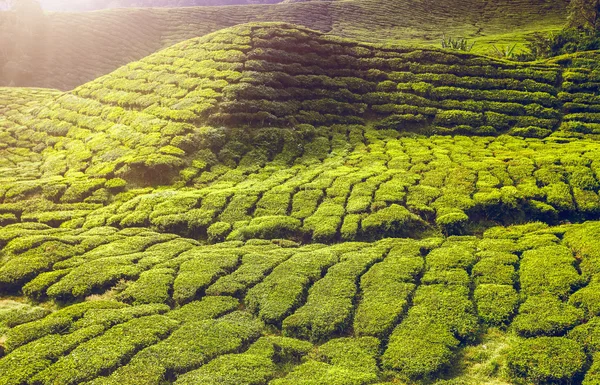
[2,23,600,239]
[0,0,568,89]
[2,22,600,385]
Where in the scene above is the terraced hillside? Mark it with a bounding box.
[3,22,600,385]
[0,0,568,89]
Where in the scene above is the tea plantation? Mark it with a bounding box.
[2,21,600,384]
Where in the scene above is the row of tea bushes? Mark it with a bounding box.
[66,126,600,243]
[381,239,479,379]
[3,222,600,383]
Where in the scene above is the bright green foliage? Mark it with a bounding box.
[246,249,338,324]
[0,300,50,331]
[512,294,584,337]
[99,312,263,382]
[570,279,600,317]
[69,303,170,330]
[569,317,600,354]
[5,20,600,385]
[282,246,386,342]
[174,352,274,385]
[383,286,476,376]
[167,296,240,323]
[361,204,428,239]
[473,284,519,325]
[0,325,105,385]
[207,251,293,296]
[354,243,423,336]
[119,268,175,305]
[507,337,586,384]
[227,216,303,241]
[207,221,232,243]
[4,301,126,352]
[519,245,585,299]
[272,337,380,385]
[584,352,600,385]
[172,250,240,304]
[30,315,178,385]
[46,255,142,299]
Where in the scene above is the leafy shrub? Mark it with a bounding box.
[0,301,50,329]
[119,268,175,305]
[246,249,338,324]
[512,294,584,337]
[207,251,292,297]
[519,245,585,299]
[5,301,127,352]
[509,126,552,138]
[569,280,600,317]
[228,216,303,241]
[0,324,105,385]
[354,247,423,337]
[569,317,600,354]
[433,110,484,127]
[507,337,586,384]
[283,248,385,342]
[207,221,232,243]
[172,251,239,304]
[167,296,239,324]
[174,352,274,385]
[436,211,469,235]
[473,284,519,325]
[361,204,428,239]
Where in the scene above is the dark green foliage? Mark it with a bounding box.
[507,337,586,384]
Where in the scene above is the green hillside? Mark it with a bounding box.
[0,0,568,89]
[2,21,600,385]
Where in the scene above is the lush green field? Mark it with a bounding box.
[0,0,568,89]
[3,21,600,385]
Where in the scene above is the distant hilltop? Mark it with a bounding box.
[0,0,283,12]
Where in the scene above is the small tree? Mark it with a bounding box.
[567,0,600,31]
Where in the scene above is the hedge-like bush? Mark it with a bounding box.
[512,294,584,337]
[507,337,586,384]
